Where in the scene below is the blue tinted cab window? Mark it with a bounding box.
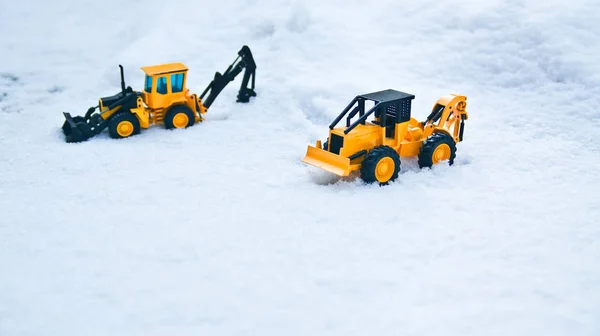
[157,76,167,94]
[171,73,184,93]
[144,75,152,92]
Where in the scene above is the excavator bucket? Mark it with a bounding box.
[302,145,352,176]
[61,106,104,143]
[62,112,93,143]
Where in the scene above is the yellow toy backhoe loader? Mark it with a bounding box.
[62,45,257,143]
[302,89,469,185]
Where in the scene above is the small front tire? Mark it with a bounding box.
[108,112,140,139]
[360,145,401,185]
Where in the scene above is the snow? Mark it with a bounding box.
[1,0,600,335]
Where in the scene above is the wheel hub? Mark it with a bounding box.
[432,144,451,163]
[117,121,134,137]
[375,157,395,182]
[173,113,189,128]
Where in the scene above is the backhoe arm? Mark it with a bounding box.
[200,45,257,109]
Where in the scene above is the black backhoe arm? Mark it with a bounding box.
[200,45,257,109]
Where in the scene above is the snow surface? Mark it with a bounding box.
[1,0,600,335]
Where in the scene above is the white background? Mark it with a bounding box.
[1,0,599,335]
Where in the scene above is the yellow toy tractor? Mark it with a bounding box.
[62,45,257,143]
[302,89,469,184]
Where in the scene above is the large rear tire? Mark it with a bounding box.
[360,145,401,185]
[164,105,195,130]
[418,132,456,168]
[108,112,140,139]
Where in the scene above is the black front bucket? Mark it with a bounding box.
[62,112,95,143]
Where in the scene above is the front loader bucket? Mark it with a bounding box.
[62,112,95,143]
[302,145,352,176]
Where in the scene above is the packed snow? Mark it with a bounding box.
[1,0,599,335]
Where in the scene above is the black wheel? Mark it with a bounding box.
[164,105,195,130]
[108,112,140,139]
[359,145,401,185]
[418,132,457,168]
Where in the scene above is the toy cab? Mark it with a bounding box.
[141,62,189,110]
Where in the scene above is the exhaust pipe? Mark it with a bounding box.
[119,64,126,94]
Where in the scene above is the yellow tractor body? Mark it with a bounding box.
[302,89,469,184]
[130,62,205,130]
[61,46,257,143]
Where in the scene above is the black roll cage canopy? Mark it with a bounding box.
[329,89,415,134]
